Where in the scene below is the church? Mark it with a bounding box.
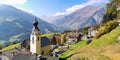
[1,17,59,60]
[30,18,52,56]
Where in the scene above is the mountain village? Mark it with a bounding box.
[0,17,100,60]
[0,0,120,60]
[0,16,120,60]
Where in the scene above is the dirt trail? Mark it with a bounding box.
[103,53,120,60]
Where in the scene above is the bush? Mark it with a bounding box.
[51,36,57,45]
[11,41,16,45]
[105,20,118,33]
[87,40,92,45]
[95,20,118,39]
[0,46,2,50]
[94,29,106,39]
[61,33,67,44]
[81,26,90,35]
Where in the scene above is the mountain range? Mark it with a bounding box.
[0,5,60,44]
[51,5,105,30]
[0,4,105,45]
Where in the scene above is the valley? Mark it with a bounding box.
[0,0,120,60]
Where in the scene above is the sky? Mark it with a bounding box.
[0,0,109,22]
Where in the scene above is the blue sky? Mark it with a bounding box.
[15,0,88,16]
[0,0,109,21]
[24,0,88,16]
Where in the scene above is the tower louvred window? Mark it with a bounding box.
[38,37,39,40]
[32,37,34,44]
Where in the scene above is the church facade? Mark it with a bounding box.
[30,18,52,56]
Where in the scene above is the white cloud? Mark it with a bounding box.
[0,0,27,5]
[53,0,109,16]
[0,0,34,15]
[17,7,34,14]
[54,4,86,16]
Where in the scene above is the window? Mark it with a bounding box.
[32,37,34,44]
[42,50,44,55]
[32,37,34,40]
[38,37,39,40]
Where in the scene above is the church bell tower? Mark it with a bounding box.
[30,17,41,55]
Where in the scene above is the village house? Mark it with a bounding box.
[12,54,59,60]
[91,29,98,37]
[55,36,61,45]
[0,52,9,60]
[117,5,120,25]
[117,6,120,19]
[118,20,120,26]
[87,27,98,39]
[117,6,120,11]
[66,32,82,44]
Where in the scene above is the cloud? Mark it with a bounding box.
[0,0,27,5]
[53,0,109,16]
[17,7,34,14]
[0,0,34,15]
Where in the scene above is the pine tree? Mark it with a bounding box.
[51,36,56,45]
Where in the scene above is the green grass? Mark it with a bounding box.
[0,40,7,45]
[0,43,21,52]
[41,33,54,37]
[90,26,120,47]
[59,40,87,58]
[41,33,61,37]
[59,26,120,60]
[9,33,24,42]
[69,40,88,48]
[97,54,112,60]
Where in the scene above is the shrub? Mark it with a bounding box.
[11,41,16,45]
[0,46,2,50]
[61,33,67,44]
[95,20,118,39]
[51,36,57,45]
[87,40,92,45]
[105,20,118,33]
[81,26,90,35]
[94,29,106,39]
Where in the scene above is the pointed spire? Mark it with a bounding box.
[33,17,39,30]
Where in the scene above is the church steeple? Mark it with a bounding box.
[30,17,41,55]
[33,17,40,31]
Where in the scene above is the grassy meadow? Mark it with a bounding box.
[60,26,120,60]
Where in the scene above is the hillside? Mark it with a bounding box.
[60,26,120,60]
[52,5,105,30]
[59,0,120,60]
[0,5,61,45]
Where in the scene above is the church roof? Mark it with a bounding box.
[12,54,59,60]
[67,33,79,38]
[22,37,51,47]
[41,37,51,47]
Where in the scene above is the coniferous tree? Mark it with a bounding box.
[51,36,56,45]
[102,0,120,23]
